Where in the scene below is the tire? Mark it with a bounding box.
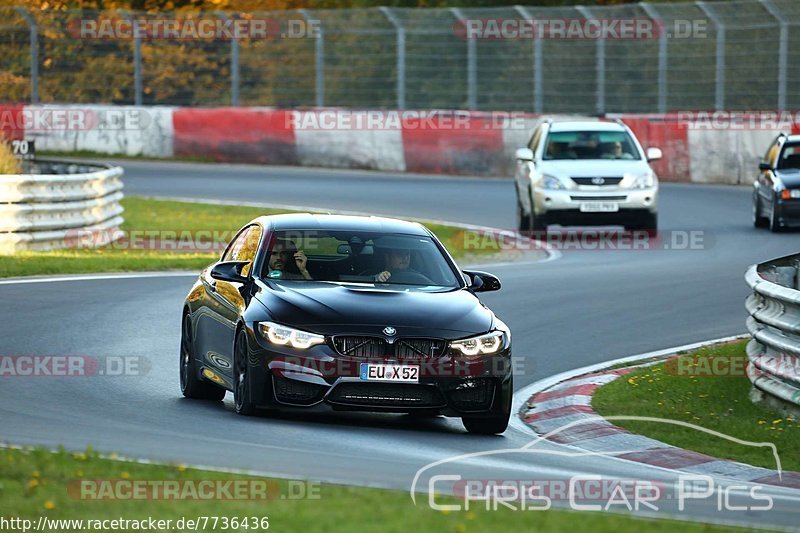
[531,213,547,236]
[180,313,226,401]
[462,379,512,435]
[753,196,768,228]
[769,201,783,233]
[516,198,531,233]
[233,329,257,416]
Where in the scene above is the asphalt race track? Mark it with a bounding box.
[3,160,800,528]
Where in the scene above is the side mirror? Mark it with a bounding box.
[646,147,663,162]
[759,161,772,171]
[463,270,501,293]
[515,148,534,162]
[210,260,250,283]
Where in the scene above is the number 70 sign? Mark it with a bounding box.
[6,139,35,160]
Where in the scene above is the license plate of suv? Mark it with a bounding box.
[580,202,619,212]
[360,363,419,382]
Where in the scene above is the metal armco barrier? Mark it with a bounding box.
[745,253,800,412]
[0,160,124,253]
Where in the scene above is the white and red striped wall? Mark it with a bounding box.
[2,104,797,185]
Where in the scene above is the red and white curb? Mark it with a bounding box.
[512,336,800,490]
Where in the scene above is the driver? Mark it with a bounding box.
[267,239,312,280]
[374,247,414,283]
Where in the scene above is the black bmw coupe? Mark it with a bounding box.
[180,214,513,434]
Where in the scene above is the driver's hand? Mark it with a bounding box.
[375,271,391,282]
[294,251,308,270]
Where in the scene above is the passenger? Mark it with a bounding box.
[602,141,633,160]
[267,239,312,280]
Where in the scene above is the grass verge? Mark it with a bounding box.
[592,339,799,472]
[0,196,501,278]
[1,446,737,533]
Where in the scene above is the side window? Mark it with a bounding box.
[222,228,249,262]
[222,225,262,276]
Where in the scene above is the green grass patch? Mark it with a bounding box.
[592,340,800,471]
[0,197,497,278]
[1,446,737,533]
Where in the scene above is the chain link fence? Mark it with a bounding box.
[1,0,799,112]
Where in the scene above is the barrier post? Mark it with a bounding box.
[15,7,39,104]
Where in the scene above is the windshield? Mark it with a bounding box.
[262,229,461,289]
[543,130,641,161]
[778,143,800,170]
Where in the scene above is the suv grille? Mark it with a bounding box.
[570,195,627,202]
[333,336,446,358]
[571,177,623,186]
[327,382,445,408]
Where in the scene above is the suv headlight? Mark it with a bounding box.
[629,172,656,189]
[539,174,566,190]
[257,321,325,349]
[450,331,505,356]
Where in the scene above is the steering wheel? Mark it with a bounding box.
[386,270,434,285]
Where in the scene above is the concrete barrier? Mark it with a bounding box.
[8,103,798,184]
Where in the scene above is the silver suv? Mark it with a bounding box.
[514,118,662,234]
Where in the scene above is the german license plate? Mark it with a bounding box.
[580,202,619,212]
[359,363,419,382]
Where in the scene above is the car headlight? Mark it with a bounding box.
[257,321,325,350]
[629,172,656,189]
[539,174,566,190]
[450,331,505,356]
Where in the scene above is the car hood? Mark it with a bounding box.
[539,159,652,178]
[254,281,494,338]
[776,168,800,187]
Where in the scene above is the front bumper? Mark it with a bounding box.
[533,187,658,217]
[775,198,800,227]
[242,329,513,418]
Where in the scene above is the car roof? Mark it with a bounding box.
[783,134,800,143]
[253,213,430,235]
[548,120,627,133]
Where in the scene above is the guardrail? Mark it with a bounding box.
[0,160,124,253]
[745,254,800,414]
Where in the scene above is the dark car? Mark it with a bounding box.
[754,133,800,231]
[180,214,513,434]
